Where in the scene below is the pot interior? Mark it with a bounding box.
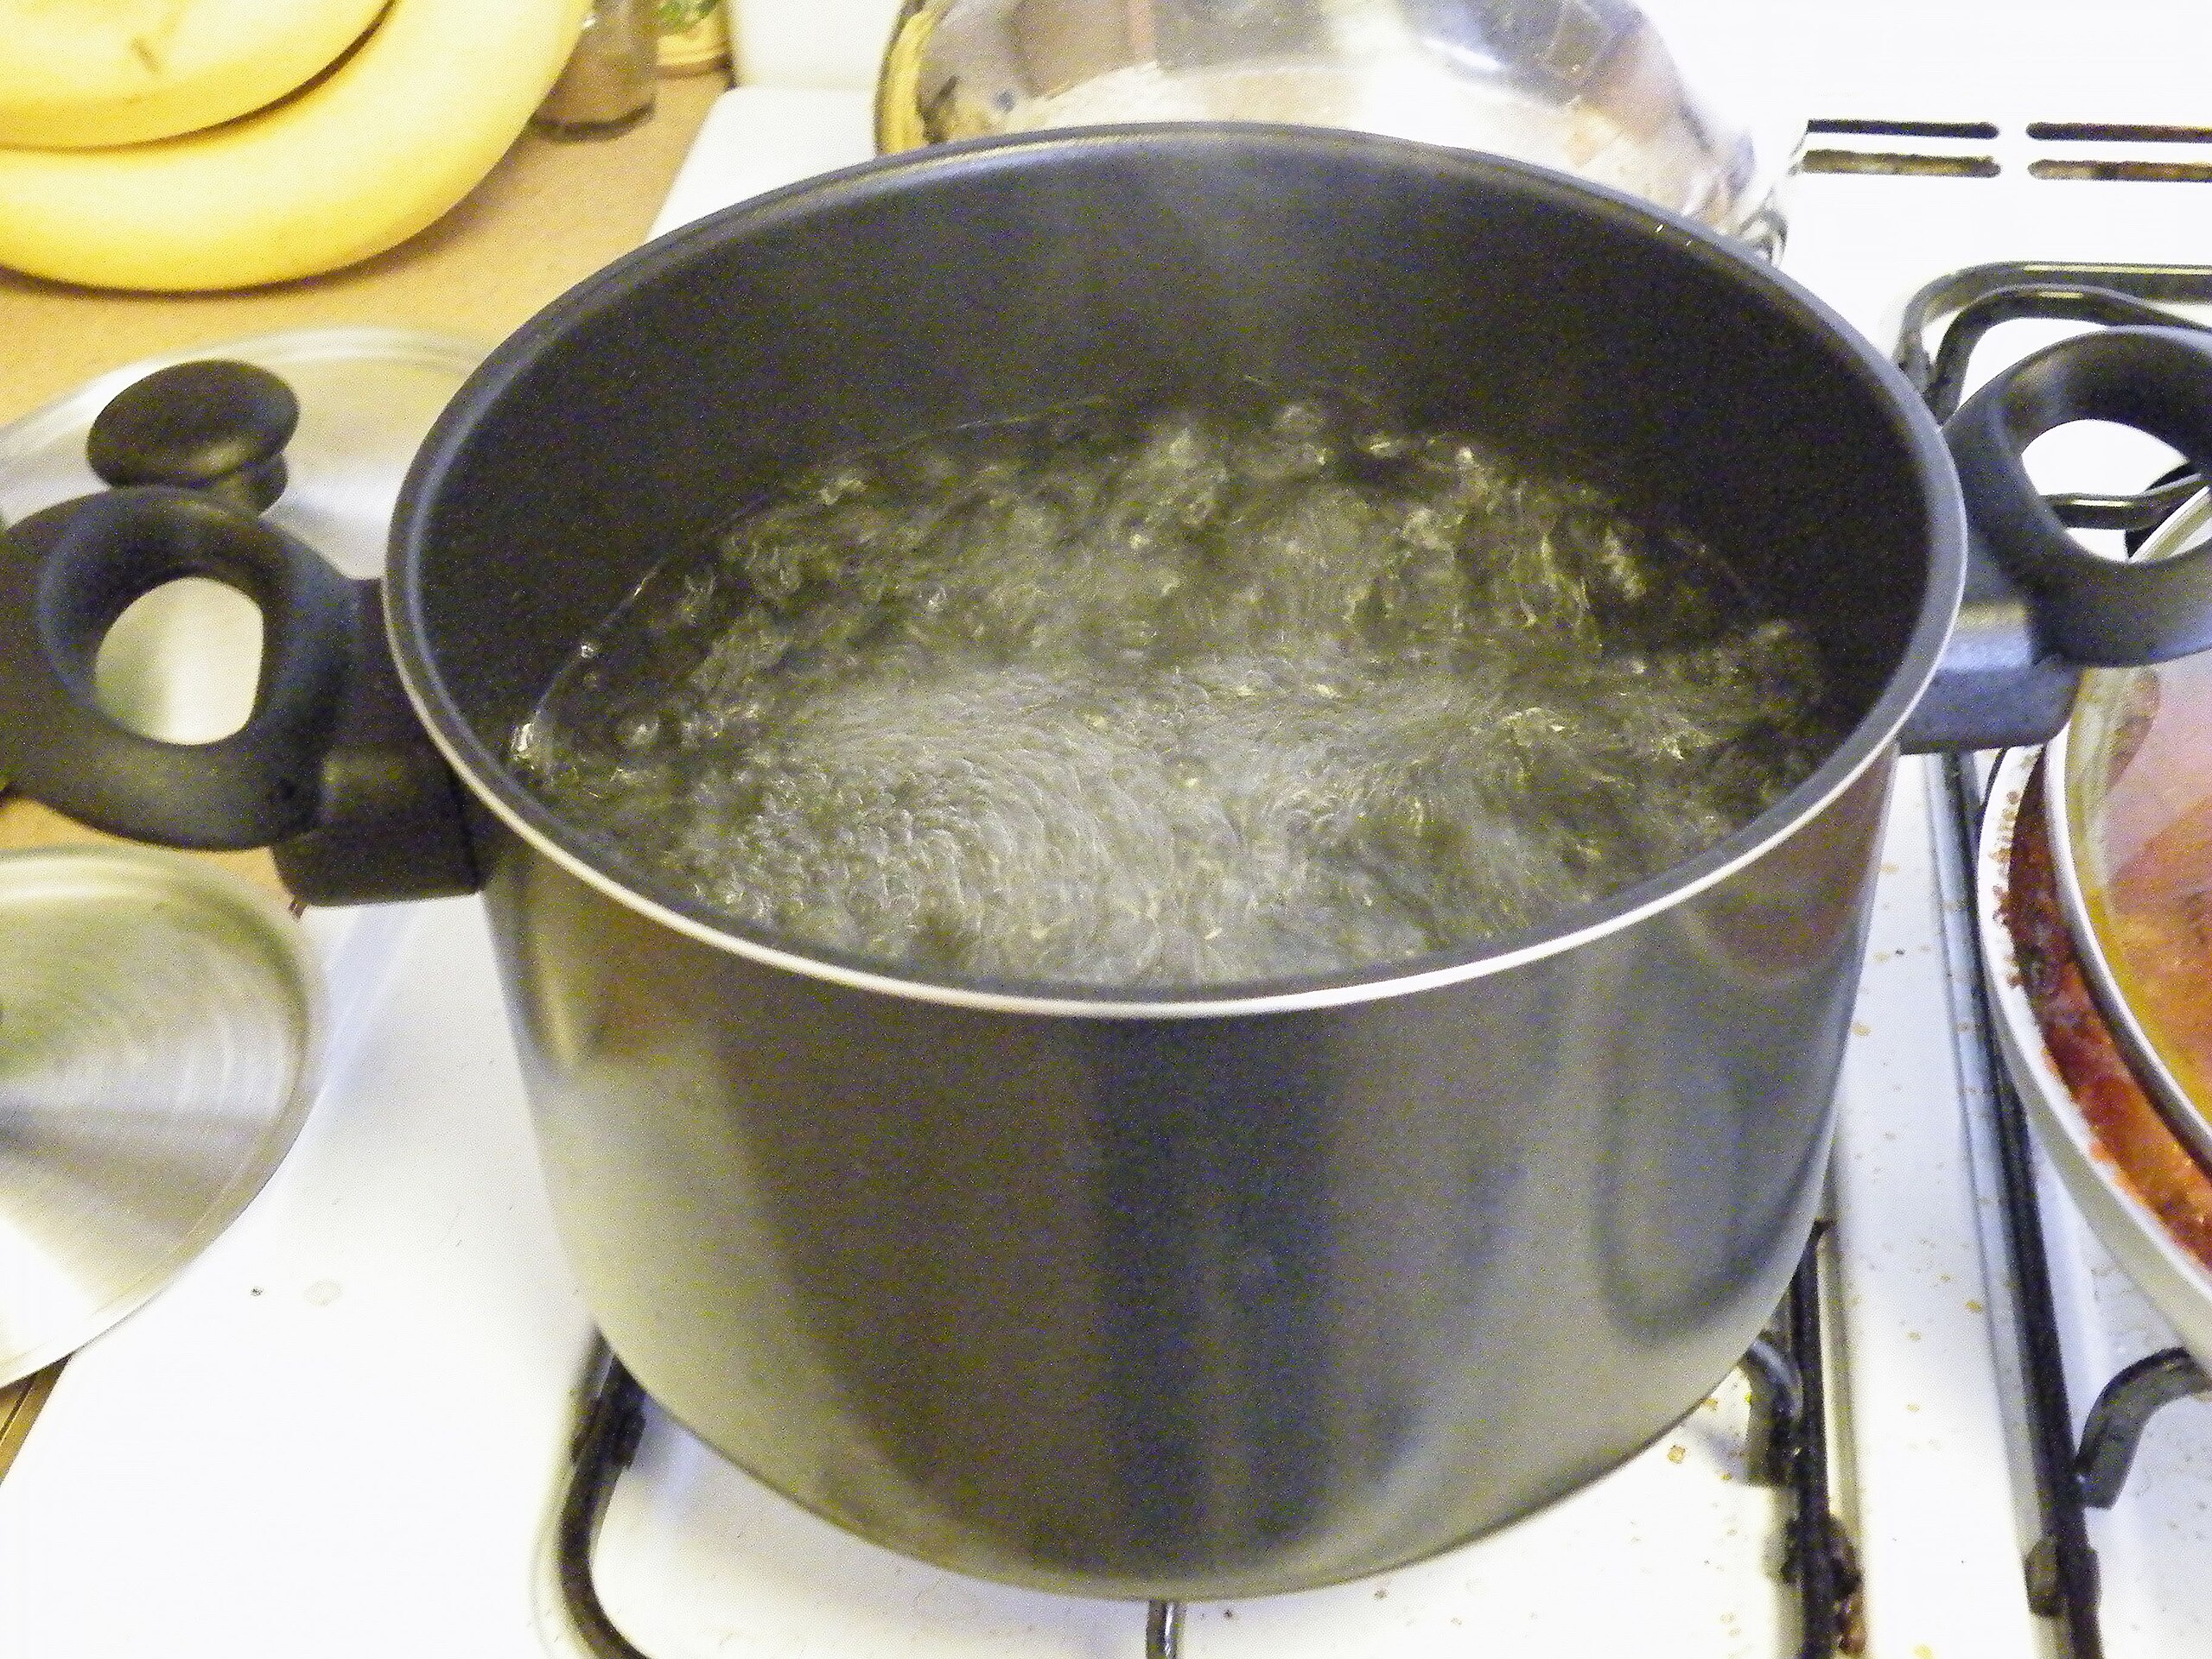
[392,125,1953,977]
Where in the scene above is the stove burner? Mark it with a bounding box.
[1901,262,2212,1659]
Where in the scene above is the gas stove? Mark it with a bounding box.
[5,5,2212,1656]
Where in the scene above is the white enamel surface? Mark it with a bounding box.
[1821,757,2044,1659]
[582,1368,1793,1658]
[650,85,874,235]
[728,0,902,91]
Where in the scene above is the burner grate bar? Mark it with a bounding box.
[1937,755,2104,1657]
[2074,1348,2212,1510]
[1146,1599,1185,1659]
[1776,1229,1865,1659]
[1897,261,2212,417]
[559,1348,652,1659]
[550,1281,1858,1659]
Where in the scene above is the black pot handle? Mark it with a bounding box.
[0,355,481,904]
[1904,326,2212,752]
[1948,326,2212,661]
[0,486,356,849]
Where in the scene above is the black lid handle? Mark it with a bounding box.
[86,359,300,515]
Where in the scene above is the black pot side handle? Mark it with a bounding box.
[0,491,479,902]
[0,486,356,849]
[1903,326,2212,753]
[269,573,483,906]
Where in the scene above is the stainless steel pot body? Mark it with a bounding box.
[480,758,1890,1597]
[370,125,1974,1597]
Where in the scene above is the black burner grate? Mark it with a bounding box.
[551,1236,1857,1659]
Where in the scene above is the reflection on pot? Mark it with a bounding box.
[1600,760,1892,1340]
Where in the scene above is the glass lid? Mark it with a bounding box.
[2056,503,2212,1170]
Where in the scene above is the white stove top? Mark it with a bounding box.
[8,7,2212,1655]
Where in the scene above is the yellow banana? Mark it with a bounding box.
[0,0,391,149]
[0,0,590,291]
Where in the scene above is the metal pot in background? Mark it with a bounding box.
[3,128,2212,1599]
[1977,746,2212,1374]
[877,0,1788,250]
[1974,489,2212,1370]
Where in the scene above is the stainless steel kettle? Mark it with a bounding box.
[877,0,1783,248]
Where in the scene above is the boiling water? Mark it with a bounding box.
[512,397,1841,986]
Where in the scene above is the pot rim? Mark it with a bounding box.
[386,123,1967,1019]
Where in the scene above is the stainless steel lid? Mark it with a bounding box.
[2049,492,2212,1171]
[0,846,321,1384]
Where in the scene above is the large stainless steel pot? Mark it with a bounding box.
[5,127,2212,1599]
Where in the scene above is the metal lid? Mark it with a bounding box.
[2051,489,2212,1170]
[875,0,1787,251]
[0,846,321,1384]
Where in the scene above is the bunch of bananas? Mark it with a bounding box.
[0,0,590,290]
